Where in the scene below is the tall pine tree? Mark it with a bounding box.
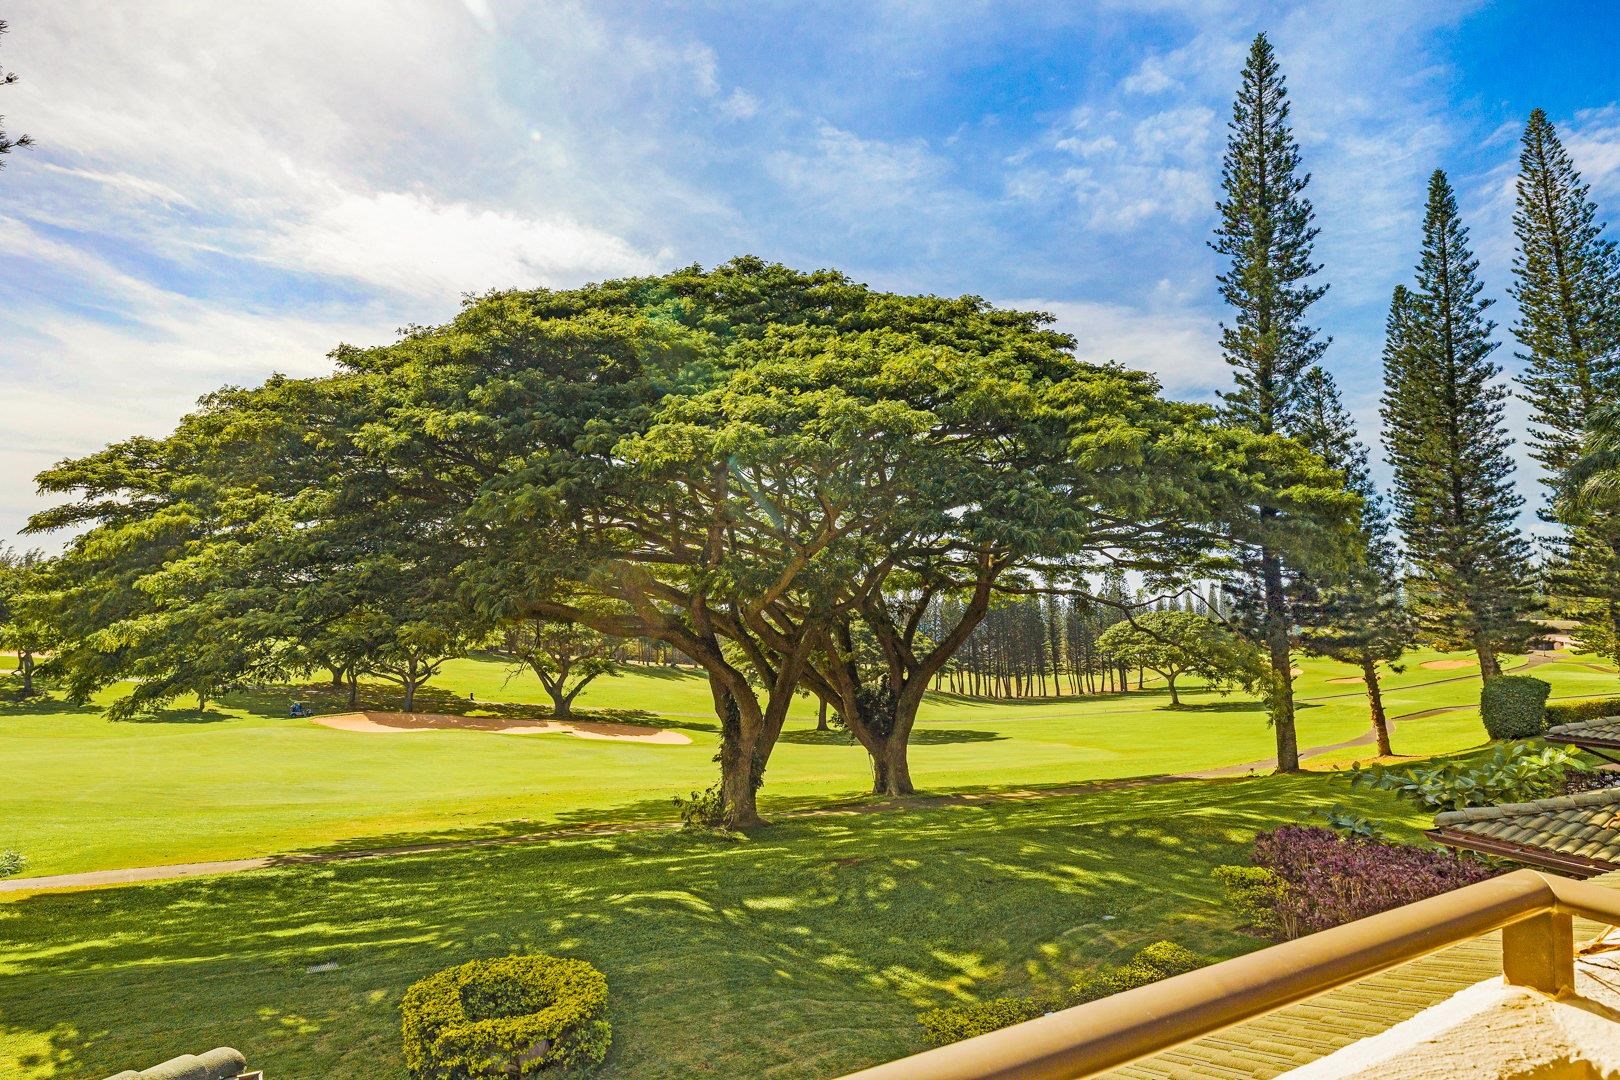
[1293,367,1412,755]
[1512,108,1620,483]
[1211,33,1328,772]
[1511,108,1620,664]
[1383,171,1536,678]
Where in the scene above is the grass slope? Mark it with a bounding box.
[0,775,1427,1080]
[0,651,1613,876]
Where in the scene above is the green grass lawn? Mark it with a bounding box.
[1,650,1614,877]
[1,649,1613,1078]
[0,773,1430,1080]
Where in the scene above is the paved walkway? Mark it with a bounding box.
[3,653,1588,895]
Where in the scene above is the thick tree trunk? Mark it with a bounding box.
[711,678,782,829]
[1166,673,1180,707]
[1475,640,1502,680]
[871,738,914,797]
[1361,655,1393,757]
[403,681,418,712]
[346,673,359,708]
[816,699,829,731]
[329,666,345,691]
[1262,547,1300,772]
[19,652,33,696]
[872,683,925,797]
[548,684,572,717]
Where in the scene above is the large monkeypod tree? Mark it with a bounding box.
[344,259,1357,819]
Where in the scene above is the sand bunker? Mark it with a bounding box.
[310,711,691,745]
[1420,659,1477,670]
[1326,676,1365,684]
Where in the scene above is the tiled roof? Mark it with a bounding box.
[1100,870,1620,1079]
[1431,787,1620,872]
[1546,715,1620,747]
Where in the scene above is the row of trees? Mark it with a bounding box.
[926,585,1241,700]
[1207,35,1620,766]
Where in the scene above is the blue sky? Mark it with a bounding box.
[3,0,1619,548]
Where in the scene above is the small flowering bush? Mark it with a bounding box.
[1218,826,1496,940]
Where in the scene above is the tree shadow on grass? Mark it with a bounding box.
[610,663,710,681]
[777,727,1005,747]
[219,683,721,735]
[121,707,235,725]
[1168,699,1322,714]
[777,727,858,746]
[0,771,1419,1080]
[0,694,100,718]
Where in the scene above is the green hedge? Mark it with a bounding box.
[1071,940,1201,1003]
[918,997,1046,1046]
[918,940,1204,1047]
[401,955,611,1078]
[1480,675,1551,740]
[1545,696,1620,728]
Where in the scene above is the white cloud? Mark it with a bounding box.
[1122,55,1178,95]
[0,215,398,544]
[1011,296,1226,397]
[718,88,761,121]
[767,123,946,207]
[1566,105,1620,195]
[460,0,497,33]
[1039,104,1219,231]
[259,189,661,298]
[0,0,709,545]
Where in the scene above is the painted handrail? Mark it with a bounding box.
[837,870,1620,1080]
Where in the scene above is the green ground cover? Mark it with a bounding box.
[0,774,1429,1080]
[0,650,1612,877]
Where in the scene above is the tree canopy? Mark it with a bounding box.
[28,258,1359,824]
[1096,610,1257,706]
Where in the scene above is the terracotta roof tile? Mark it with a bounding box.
[1432,788,1620,868]
[1546,715,1620,744]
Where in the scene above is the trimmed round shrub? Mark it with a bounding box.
[1480,674,1550,740]
[401,955,611,1078]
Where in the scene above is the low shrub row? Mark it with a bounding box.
[1544,696,1620,727]
[917,997,1045,1047]
[917,940,1205,1047]
[1217,826,1496,940]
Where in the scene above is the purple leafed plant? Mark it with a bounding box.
[1233,826,1496,939]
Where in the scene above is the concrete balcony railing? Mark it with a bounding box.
[837,869,1620,1080]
